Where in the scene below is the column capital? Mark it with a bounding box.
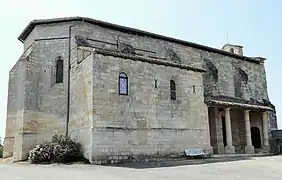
[262,111,268,115]
[244,109,250,121]
[225,107,231,111]
[244,109,250,113]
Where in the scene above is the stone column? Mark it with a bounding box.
[244,110,254,154]
[215,108,225,154]
[262,111,269,147]
[224,108,235,154]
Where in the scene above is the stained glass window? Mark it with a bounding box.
[119,72,128,95]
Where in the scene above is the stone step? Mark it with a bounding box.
[211,153,272,159]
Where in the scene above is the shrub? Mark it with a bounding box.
[51,135,82,163]
[29,135,83,164]
[28,142,53,163]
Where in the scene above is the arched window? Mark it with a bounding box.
[170,80,176,100]
[229,48,234,53]
[119,72,128,95]
[56,56,64,83]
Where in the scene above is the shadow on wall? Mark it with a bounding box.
[202,58,219,96]
[232,62,248,98]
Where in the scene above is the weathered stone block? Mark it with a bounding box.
[245,145,255,154]
[225,145,235,154]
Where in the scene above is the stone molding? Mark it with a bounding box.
[78,46,206,73]
[206,100,273,111]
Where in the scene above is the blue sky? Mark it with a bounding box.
[0,0,281,139]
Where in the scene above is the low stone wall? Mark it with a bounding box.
[90,149,213,165]
[269,138,281,154]
[91,153,184,165]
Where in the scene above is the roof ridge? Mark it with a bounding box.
[18,16,264,63]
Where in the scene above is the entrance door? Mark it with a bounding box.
[221,116,227,147]
[251,127,262,148]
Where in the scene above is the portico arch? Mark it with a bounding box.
[251,127,262,148]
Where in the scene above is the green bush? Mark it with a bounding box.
[29,135,83,164]
[0,145,3,158]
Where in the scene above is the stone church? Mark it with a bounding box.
[3,17,278,164]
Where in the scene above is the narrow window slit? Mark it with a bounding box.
[192,85,196,93]
[154,79,158,89]
[55,56,63,83]
[170,79,176,100]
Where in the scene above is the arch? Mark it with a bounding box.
[119,72,128,95]
[170,79,176,100]
[55,56,64,83]
[251,127,262,148]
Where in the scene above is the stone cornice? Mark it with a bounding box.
[206,99,273,111]
[78,46,206,73]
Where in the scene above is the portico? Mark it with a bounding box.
[207,100,273,155]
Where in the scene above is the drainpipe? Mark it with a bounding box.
[66,25,73,138]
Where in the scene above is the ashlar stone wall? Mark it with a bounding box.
[21,21,273,109]
[4,37,70,160]
[5,19,277,161]
[69,49,94,161]
[4,58,25,158]
[88,52,211,163]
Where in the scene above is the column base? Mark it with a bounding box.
[217,142,225,154]
[224,145,235,154]
[245,145,255,154]
[262,146,270,153]
[204,146,214,156]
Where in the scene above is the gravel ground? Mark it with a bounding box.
[0,156,281,180]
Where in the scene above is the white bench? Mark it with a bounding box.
[184,148,205,157]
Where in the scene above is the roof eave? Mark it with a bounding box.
[17,17,263,63]
[18,16,84,42]
[18,21,33,43]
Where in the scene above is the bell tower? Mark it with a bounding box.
[222,44,243,55]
